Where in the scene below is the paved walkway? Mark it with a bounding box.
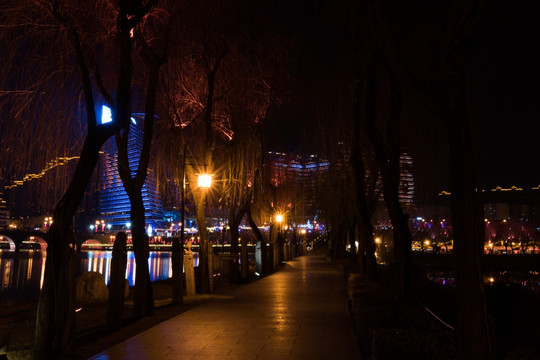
[89,251,362,360]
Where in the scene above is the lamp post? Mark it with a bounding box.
[197,172,212,290]
[180,148,186,250]
[274,213,284,266]
[375,237,382,258]
[178,144,213,295]
[179,151,214,248]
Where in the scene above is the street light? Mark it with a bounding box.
[275,214,283,223]
[197,173,212,189]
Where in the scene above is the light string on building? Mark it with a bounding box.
[4,156,80,189]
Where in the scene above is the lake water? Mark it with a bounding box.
[0,250,198,305]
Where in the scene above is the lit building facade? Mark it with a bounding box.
[483,185,540,221]
[265,151,330,216]
[0,192,9,230]
[98,108,164,231]
[397,153,415,204]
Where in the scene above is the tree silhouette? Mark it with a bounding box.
[112,1,169,319]
[1,0,159,357]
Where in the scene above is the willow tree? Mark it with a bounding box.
[366,0,491,358]
[155,0,236,293]
[0,0,159,358]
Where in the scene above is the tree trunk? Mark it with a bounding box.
[130,192,154,318]
[246,207,267,274]
[229,214,239,253]
[365,57,412,301]
[352,75,379,281]
[34,135,106,359]
[115,58,161,318]
[357,216,377,281]
[448,74,492,360]
[171,237,184,304]
[228,205,245,254]
[107,232,128,330]
[172,147,187,304]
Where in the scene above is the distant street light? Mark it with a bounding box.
[275,214,283,223]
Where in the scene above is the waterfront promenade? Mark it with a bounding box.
[88,250,362,360]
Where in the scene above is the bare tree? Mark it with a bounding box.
[112,3,169,319]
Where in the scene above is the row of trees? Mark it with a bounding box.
[305,1,494,359]
[1,0,502,359]
[0,0,295,358]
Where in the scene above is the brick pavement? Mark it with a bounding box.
[88,251,362,360]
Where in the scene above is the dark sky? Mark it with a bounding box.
[471,0,539,188]
[266,1,539,190]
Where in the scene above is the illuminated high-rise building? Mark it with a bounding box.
[398,152,415,204]
[98,106,164,231]
[265,151,330,217]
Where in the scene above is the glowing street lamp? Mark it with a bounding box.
[275,214,283,223]
[198,174,212,189]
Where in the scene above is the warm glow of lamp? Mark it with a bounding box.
[375,237,381,244]
[275,214,283,223]
[198,174,212,188]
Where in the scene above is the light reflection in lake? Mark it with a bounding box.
[79,250,198,286]
[0,250,198,304]
[0,250,46,304]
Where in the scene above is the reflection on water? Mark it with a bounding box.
[0,250,46,304]
[79,250,199,286]
[0,250,199,304]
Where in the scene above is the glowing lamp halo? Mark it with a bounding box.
[197,173,213,189]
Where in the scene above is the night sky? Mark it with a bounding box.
[1,1,538,216]
[268,0,539,191]
[472,0,539,188]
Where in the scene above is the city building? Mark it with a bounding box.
[413,184,540,223]
[265,151,330,217]
[97,106,164,232]
[264,149,415,221]
[483,185,540,221]
[397,153,415,204]
[0,192,9,230]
